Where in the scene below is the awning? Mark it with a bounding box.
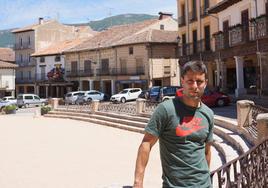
[116,80,147,84]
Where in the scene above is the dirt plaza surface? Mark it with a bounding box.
[0,115,162,188]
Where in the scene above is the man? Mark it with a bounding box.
[133,61,214,188]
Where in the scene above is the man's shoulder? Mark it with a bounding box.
[200,102,214,117]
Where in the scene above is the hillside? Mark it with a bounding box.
[0,29,15,48]
[0,14,157,47]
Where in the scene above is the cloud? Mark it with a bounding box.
[0,0,177,30]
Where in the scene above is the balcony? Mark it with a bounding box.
[213,15,268,58]
[15,76,36,84]
[16,60,36,67]
[14,42,32,50]
[200,6,209,17]
[66,67,145,78]
[178,16,186,27]
[189,11,197,22]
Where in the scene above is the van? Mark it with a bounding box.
[17,94,47,108]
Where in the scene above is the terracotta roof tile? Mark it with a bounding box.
[12,20,54,33]
[31,38,87,57]
[114,29,178,46]
[66,19,159,52]
[0,61,18,68]
[0,48,15,62]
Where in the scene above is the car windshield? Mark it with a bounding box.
[119,90,128,94]
[151,87,160,92]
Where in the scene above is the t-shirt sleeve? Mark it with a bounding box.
[145,103,168,137]
[206,112,214,143]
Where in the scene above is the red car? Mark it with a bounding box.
[176,88,230,107]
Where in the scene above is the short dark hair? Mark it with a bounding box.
[181,61,208,78]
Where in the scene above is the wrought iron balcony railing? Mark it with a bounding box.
[214,15,268,51]
[189,10,197,22]
[66,67,145,77]
[179,38,212,56]
[14,42,33,50]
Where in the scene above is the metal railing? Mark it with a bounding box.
[179,38,212,56]
[178,16,186,27]
[66,67,145,77]
[98,102,137,115]
[243,104,268,140]
[210,137,268,188]
[14,42,32,50]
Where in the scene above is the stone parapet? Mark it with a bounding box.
[237,100,254,129]
[256,113,268,143]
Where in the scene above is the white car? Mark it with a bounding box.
[64,91,85,105]
[17,94,48,108]
[75,90,107,104]
[110,88,142,103]
[2,96,17,105]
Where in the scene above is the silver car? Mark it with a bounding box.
[17,94,47,108]
[64,91,85,105]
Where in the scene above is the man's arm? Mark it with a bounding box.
[205,142,212,168]
[133,133,158,188]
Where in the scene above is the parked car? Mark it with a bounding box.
[110,88,142,103]
[176,88,231,107]
[138,90,148,99]
[75,90,107,104]
[64,91,85,105]
[146,86,182,102]
[17,94,48,108]
[2,96,17,105]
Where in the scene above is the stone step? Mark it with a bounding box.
[213,134,239,162]
[95,111,149,123]
[44,114,145,134]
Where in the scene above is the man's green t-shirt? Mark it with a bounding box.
[145,98,214,188]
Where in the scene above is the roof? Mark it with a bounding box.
[208,0,242,14]
[0,61,18,68]
[0,48,15,62]
[114,29,178,46]
[65,19,159,52]
[12,20,55,33]
[31,38,87,57]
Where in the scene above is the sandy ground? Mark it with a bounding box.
[0,115,162,188]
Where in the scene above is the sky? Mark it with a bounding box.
[0,0,177,30]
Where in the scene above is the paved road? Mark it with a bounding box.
[0,115,162,188]
[212,103,237,119]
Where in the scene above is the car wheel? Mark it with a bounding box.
[120,97,126,103]
[217,99,225,107]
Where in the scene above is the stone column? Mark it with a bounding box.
[91,100,100,114]
[56,86,59,97]
[215,59,221,88]
[136,98,146,114]
[237,100,255,129]
[35,85,40,96]
[79,80,83,90]
[89,80,94,90]
[100,80,104,92]
[234,56,246,98]
[45,86,49,98]
[256,113,268,142]
[111,80,115,95]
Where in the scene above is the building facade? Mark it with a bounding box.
[177,0,219,89]
[0,48,17,97]
[209,0,268,97]
[64,13,180,96]
[12,18,94,96]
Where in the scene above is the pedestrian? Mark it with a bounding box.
[133,61,214,188]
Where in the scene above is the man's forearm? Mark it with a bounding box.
[133,143,151,187]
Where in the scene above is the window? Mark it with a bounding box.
[28,36,31,45]
[34,96,40,100]
[55,55,61,62]
[136,58,144,74]
[28,54,31,62]
[20,71,23,80]
[25,96,33,100]
[182,34,187,55]
[160,24,165,30]
[20,54,23,62]
[20,38,22,46]
[120,58,127,74]
[129,47,134,55]
[84,60,92,73]
[71,61,78,73]
[28,71,32,80]
[101,59,109,74]
[40,57,45,63]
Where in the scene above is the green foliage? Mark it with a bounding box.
[0,29,15,47]
[88,14,157,31]
[3,104,17,114]
[41,105,52,115]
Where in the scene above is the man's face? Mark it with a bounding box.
[181,70,207,100]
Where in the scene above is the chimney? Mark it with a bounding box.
[158,12,173,20]
[39,17,44,25]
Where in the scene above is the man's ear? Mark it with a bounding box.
[180,77,184,85]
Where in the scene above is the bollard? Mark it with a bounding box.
[51,98,59,110]
[237,100,254,130]
[256,113,268,143]
[91,100,100,114]
[136,98,146,114]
